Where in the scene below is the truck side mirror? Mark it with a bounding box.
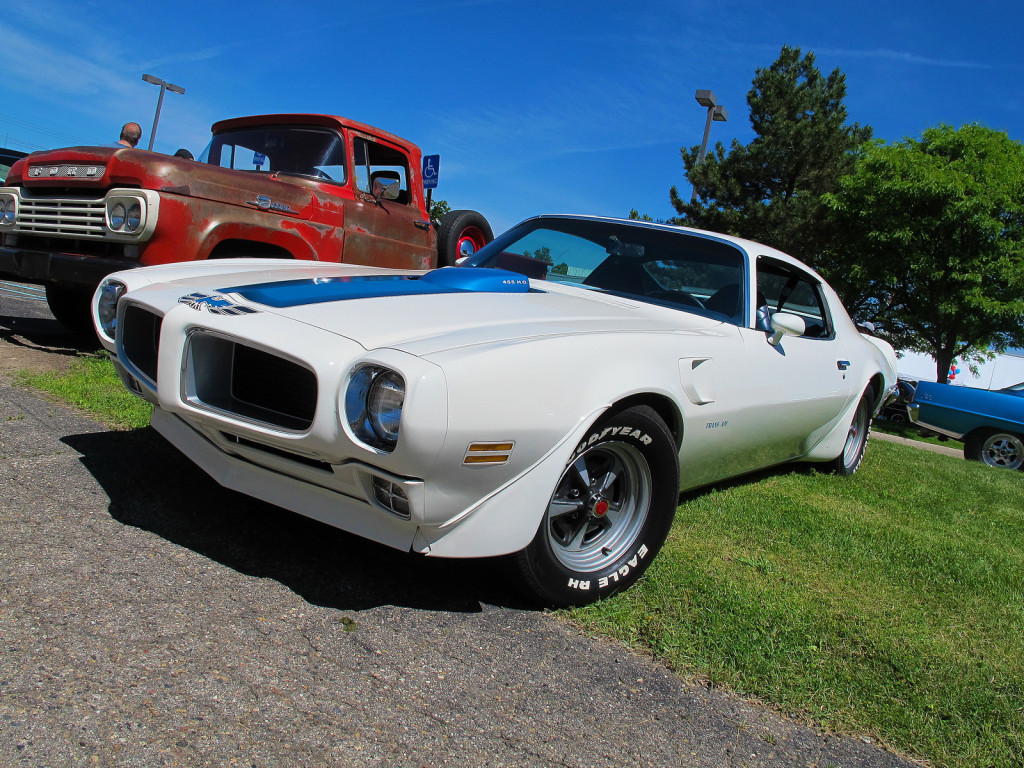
[370,171,402,201]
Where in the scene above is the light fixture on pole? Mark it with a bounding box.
[691,89,727,203]
[142,74,185,151]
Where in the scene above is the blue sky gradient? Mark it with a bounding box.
[1,0,1021,234]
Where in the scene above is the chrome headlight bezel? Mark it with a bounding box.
[345,365,406,452]
[104,190,159,238]
[0,193,16,226]
[96,278,127,340]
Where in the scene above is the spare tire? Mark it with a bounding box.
[437,209,493,267]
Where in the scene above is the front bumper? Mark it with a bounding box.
[0,245,137,286]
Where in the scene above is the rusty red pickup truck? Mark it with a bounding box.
[0,113,492,331]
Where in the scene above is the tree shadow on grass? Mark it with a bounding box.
[61,427,529,614]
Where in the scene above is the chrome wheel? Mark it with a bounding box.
[842,397,870,465]
[546,441,651,572]
[832,391,872,475]
[979,432,1024,470]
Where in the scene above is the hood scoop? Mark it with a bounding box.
[221,267,531,308]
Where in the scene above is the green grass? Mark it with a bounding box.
[17,355,1024,766]
[570,442,1024,768]
[17,353,153,430]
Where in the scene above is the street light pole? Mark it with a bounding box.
[142,74,185,151]
[691,89,727,203]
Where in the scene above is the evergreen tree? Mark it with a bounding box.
[670,45,870,270]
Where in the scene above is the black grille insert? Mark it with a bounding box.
[121,305,161,382]
[187,334,318,431]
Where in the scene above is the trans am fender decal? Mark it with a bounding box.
[220,267,531,308]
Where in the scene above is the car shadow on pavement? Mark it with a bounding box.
[0,311,101,359]
[61,427,529,614]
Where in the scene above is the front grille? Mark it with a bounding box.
[14,195,107,237]
[120,305,162,383]
[186,333,318,431]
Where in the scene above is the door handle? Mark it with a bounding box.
[414,220,432,231]
[837,360,851,371]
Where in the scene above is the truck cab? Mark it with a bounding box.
[0,114,488,331]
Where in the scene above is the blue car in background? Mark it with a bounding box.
[909,381,1024,469]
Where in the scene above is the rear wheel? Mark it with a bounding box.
[964,429,1024,470]
[512,405,678,608]
[437,210,492,266]
[830,388,873,475]
[45,284,96,337]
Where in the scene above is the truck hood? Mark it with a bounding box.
[164,265,726,356]
[9,146,315,220]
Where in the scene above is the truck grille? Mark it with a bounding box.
[14,195,107,238]
[186,332,318,432]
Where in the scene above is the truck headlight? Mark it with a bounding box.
[0,196,16,225]
[96,279,126,339]
[106,194,147,234]
[125,202,142,232]
[346,365,405,450]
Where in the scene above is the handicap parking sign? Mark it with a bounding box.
[422,154,439,189]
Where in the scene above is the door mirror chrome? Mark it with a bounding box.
[767,312,805,345]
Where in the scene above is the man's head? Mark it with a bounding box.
[119,122,143,148]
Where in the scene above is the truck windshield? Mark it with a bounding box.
[198,126,346,182]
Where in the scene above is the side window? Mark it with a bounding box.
[756,258,832,339]
[353,137,410,205]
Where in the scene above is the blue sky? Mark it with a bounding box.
[1,0,1021,234]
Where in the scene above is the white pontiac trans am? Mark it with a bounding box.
[92,215,897,607]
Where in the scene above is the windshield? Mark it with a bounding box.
[198,126,346,182]
[464,217,747,324]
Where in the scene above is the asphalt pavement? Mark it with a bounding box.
[0,282,918,767]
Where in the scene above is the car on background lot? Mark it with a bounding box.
[91,215,897,606]
[879,378,918,424]
[909,380,1024,469]
[0,148,27,183]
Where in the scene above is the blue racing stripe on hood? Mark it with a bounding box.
[221,267,531,308]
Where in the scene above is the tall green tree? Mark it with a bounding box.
[824,124,1024,383]
[671,45,870,269]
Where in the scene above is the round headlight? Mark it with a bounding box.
[109,202,126,230]
[368,371,405,444]
[97,280,126,338]
[0,198,15,225]
[345,366,406,450]
[125,202,142,232]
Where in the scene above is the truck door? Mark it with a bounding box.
[345,136,434,270]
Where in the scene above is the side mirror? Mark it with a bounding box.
[767,312,805,345]
[375,180,400,201]
[370,171,402,201]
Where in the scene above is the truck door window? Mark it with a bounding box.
[353,138,410,204]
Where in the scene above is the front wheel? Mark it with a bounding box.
[45,284,96,337]
[830,388,873,475]
[437,209,493,266]
[964,429,1024,470]
[512,405,679,608]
